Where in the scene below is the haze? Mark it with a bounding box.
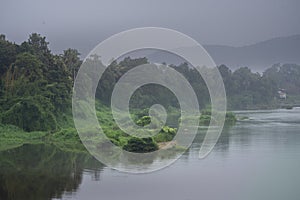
[1,0,300,56]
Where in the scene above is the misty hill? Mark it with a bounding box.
[128,35,300,72]
[204,35,300,72]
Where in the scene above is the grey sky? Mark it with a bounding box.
[1,0,300,56]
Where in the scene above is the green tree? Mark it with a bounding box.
[0,35,17,76]
[62,48,81,81]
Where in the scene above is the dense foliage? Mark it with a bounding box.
[0,34,80,131]
[218,65,278,109]
[1,33,300,152]
[123,137,158,153]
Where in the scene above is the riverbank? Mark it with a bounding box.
[0,124,83,152]
[2,108,300,200]
[0,113,236,152]
[0,104,237,153]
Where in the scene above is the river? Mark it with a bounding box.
[1,108,300,200]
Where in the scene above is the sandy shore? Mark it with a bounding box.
[158,141,177,150]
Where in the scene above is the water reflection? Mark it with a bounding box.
[1,109,300,200]
[0,144,104,200]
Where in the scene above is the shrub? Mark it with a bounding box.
[123,137,158,153]
[153,126,177,143]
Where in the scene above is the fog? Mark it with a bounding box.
[1,0,300,56]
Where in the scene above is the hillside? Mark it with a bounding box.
[128,35,300,73]
[204,35,300,72]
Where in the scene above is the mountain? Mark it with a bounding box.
[101,34,300,73]
[204,35,300,72]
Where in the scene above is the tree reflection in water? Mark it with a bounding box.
[0,144,104,200]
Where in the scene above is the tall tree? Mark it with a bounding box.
[62,48,81,81]
[0,35,17,76]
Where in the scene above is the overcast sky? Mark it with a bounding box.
[1,0,300,56]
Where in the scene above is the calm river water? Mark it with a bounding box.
[1,108,300,200]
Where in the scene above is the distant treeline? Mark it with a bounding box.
[96,57,300,110]
[0,33,299,131]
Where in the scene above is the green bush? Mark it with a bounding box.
[199,115,211,126]
[153,126,177,143]
[123,137,158,153]
[225,111,237,124]
[1,97,57,132]
[136,116,151,126]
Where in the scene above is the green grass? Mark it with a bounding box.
[0,102,237,153]
[200,109,236,125]
[0,124,47,151]
[0,123,86,152]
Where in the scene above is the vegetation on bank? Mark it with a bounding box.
[0,124,84,152]
[0,101,236,153]
[199,109,237,126]
[1,33,299,153]
[0,124,46,151]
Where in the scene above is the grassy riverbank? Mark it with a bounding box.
[0,102,237,153]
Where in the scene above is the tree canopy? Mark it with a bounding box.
[0,33,300,131]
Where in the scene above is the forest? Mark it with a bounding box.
[0,33,300,152]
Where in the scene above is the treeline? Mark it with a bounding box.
[97,58,300,110]
[1,33,300,132]
[0,34,81,131]
[220,63,300,109]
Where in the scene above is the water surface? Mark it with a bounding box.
[1,108,300,200]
